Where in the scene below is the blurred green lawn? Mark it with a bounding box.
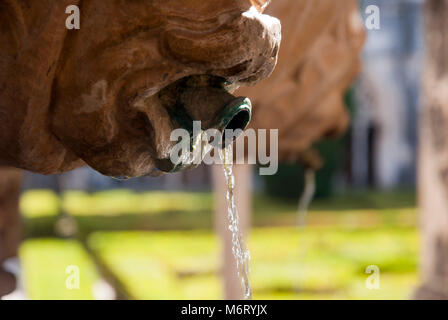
[19,189,419,300]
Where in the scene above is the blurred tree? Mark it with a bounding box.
[0,167,22,296]
[415,0,448,300]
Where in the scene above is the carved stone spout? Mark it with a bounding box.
[134,75,252,174]
[0,0,281,177]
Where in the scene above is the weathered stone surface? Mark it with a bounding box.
[239,0,365,168]
[0,0,280,177]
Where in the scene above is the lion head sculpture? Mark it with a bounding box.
[0,0,281,177]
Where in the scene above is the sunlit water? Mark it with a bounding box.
[220,145,252,300]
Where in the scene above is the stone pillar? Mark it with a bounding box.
[0,167,22,297]
[414,0,448,300]
[212,164,253,300]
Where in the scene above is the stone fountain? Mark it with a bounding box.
[0,0,366,299]
[0,0,280,297]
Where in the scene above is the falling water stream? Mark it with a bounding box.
[221,145,252,300]
[297,169,316,227]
